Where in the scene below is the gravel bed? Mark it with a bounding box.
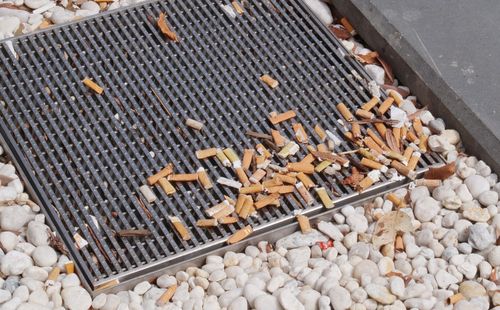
[1,0,499,309]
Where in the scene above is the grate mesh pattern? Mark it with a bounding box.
[0,0,441,289]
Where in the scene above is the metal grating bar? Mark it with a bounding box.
[0,0,442,290]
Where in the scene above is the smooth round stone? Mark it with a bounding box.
[133,281,151,295]
[0,16,21,38]
[410,186,430,203]
[488,246,500,266]
[346,214,368,233]
[1,206,33,232]
[478,191,498,206]
[455,184,473,202]
[365,284,396,304]
[32,245,57,267]
[156,275,176,288]
[14,285,29,301]
[468,223,495,251]
[457,262,477,279]
[435,270,459,288]
[353,260,378,280]
[459,281,487,299]
[92,293,107,309]
[465,175,490,198]
[228,296,248,310]
[462,206,491,222]
[61,274,80,288]
[22,266,48,282]
[254,294,280,310]
[416,229,434,247]
[25,0,49,8]
[80,1,100,12]
[442,212,459,228]
[218,288,243,308]
[61,286,92,310]
[1,250,33,276]
[365,64,385,85]
[428,135,454,153]
[0,289,12,304]
[413,197,440,222]
[303,0,333,25]
[433,186,455,202]
[26,221,50,246]
[441,129,460,144]
[29,289,48,305]
[278,288,304,310]
[0,231,18,252]
[50,9,74,24]
[428,118,445,134]
[378,257,394,275]
[328,285,351,310]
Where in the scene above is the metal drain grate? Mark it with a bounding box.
[0,0,442,291]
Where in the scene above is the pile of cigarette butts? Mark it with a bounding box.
[137,78,432,245]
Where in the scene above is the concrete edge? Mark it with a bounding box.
[332,0,500,173]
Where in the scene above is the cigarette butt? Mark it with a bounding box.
[296,182,314,205]
[227,225,253,244]
[448,293,464,305]
[170,216,191,241]
[276,174,297,185]
[139,185,157,203]
[384,150,408,164]
[242,149,254,170]
[269,110,296,125]
[217,177,242,189]
[361,157,384,171]
[254,155,267,169]
[168,173,199,182]
[337,102,353,121]
[413,118,423,136]
[358,149,378,162]
[47,267,60,282]
[158,177,176,195]
[339,17,355,34]
[249,169,267,184]
[355,109,375,119]
[235,167,250,186]
[314,124,327,142]
[255,193,280,209]
[196,218,218,227]
[418,135,428,153]
[407,153,421,171]
[235,194,247,214]
[393,127,401,149]
[391,160,416,179]
[196,148,218,159]
[378,97,394,115]
[82,78,103,94]
[197,168,213,189]
[239,196,254,219]
[156,285,177,306]
[374,122,387,137]
[395,235,404,251]
[216,149,231,167]
[147,163,174,185]
[293,123,308,143]
[206,201,230,217]
[386,193,403,208]
[296,172,315,189]
[223,148,241,167]
[415,178,441,187]
[317,143,328,152]
[239,184,264,194]
[219,216,238,224]
[271,130,286,147]
[185,118,204,130]
[315,160,332,173]
[401,125,407,139]
[255,143,272,158]
[296,214,312,233]
[278,141,300,158]
[300,154,316,165]
[262,178,283,188]
[406,130,419,144]
[364,137,384,155]
[260,74,279,88]
[403,147,414,162]
[388,90,403,106]
[356,175,375,192]
[315,187,334,208]
[361,97,380,111]
[232,1,244,14]
[267,185,295,194]
[287,162,315,174]
[367,129,389,151]
[351,122,361,139]
[64,261,75,274]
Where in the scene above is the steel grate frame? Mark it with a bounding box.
[0,0,442,290]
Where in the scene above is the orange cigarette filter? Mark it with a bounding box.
[267,185,295,194]
[82,78,104,94]
[64,261,75,274]
[366,128,388,150]
[212,203,235,219]
[378,97,394,115]
[231,1,244,15]
[356,175,375,192]
[249,169,267,183]
[339,17,355,34]
[227,225,253,244]
[364,137,384,155]
[271,130,286,147]
[293,123,308,143]
[314,124,327,142]
[239,196,254,219]
[413,118,423,136]
[361,157,383,170]
[196,218,218,227]
[419,135,428,153]
[374,122,387,137]
[351,122,361,139]
[407,153,421,171]
[196,148,218,159]
[391,160,416,179]
[242,149,254,170]
[287,162,315,174]
[47,267,60,282]
[260,74,279,88]
[169,216,191,241]
[395,235,404,251]
[158,177,176,195]
[168,173,199,182]
[315,187,334,208]
[386,193,403,207]
[296,182,314,205]
[269,110,296,125]
[156,285,177,306]
[235,194,247,214]
[255,193,280,209]
[235,167,250,186]
[300,153,316,165]
[147,163,174,185]
[448,293,464,305]
[219,216,238,224]
[239,184,264,194]
[403,147,414,162]
[355,109,375,119]
[388,90,404,106]
[415,178,441,187]
[197,168,213,189]
[276,174,296,184]
[317,143,328,152]
[255,143,271,158]
[296,214,311,233]
[406,129,419,143]
[393,127,401,149]
[262,178,283,188]
[296,172,315,189]
[336,102,353,121]
[361,97,380,111]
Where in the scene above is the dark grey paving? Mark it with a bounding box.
[369,0,500,139]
